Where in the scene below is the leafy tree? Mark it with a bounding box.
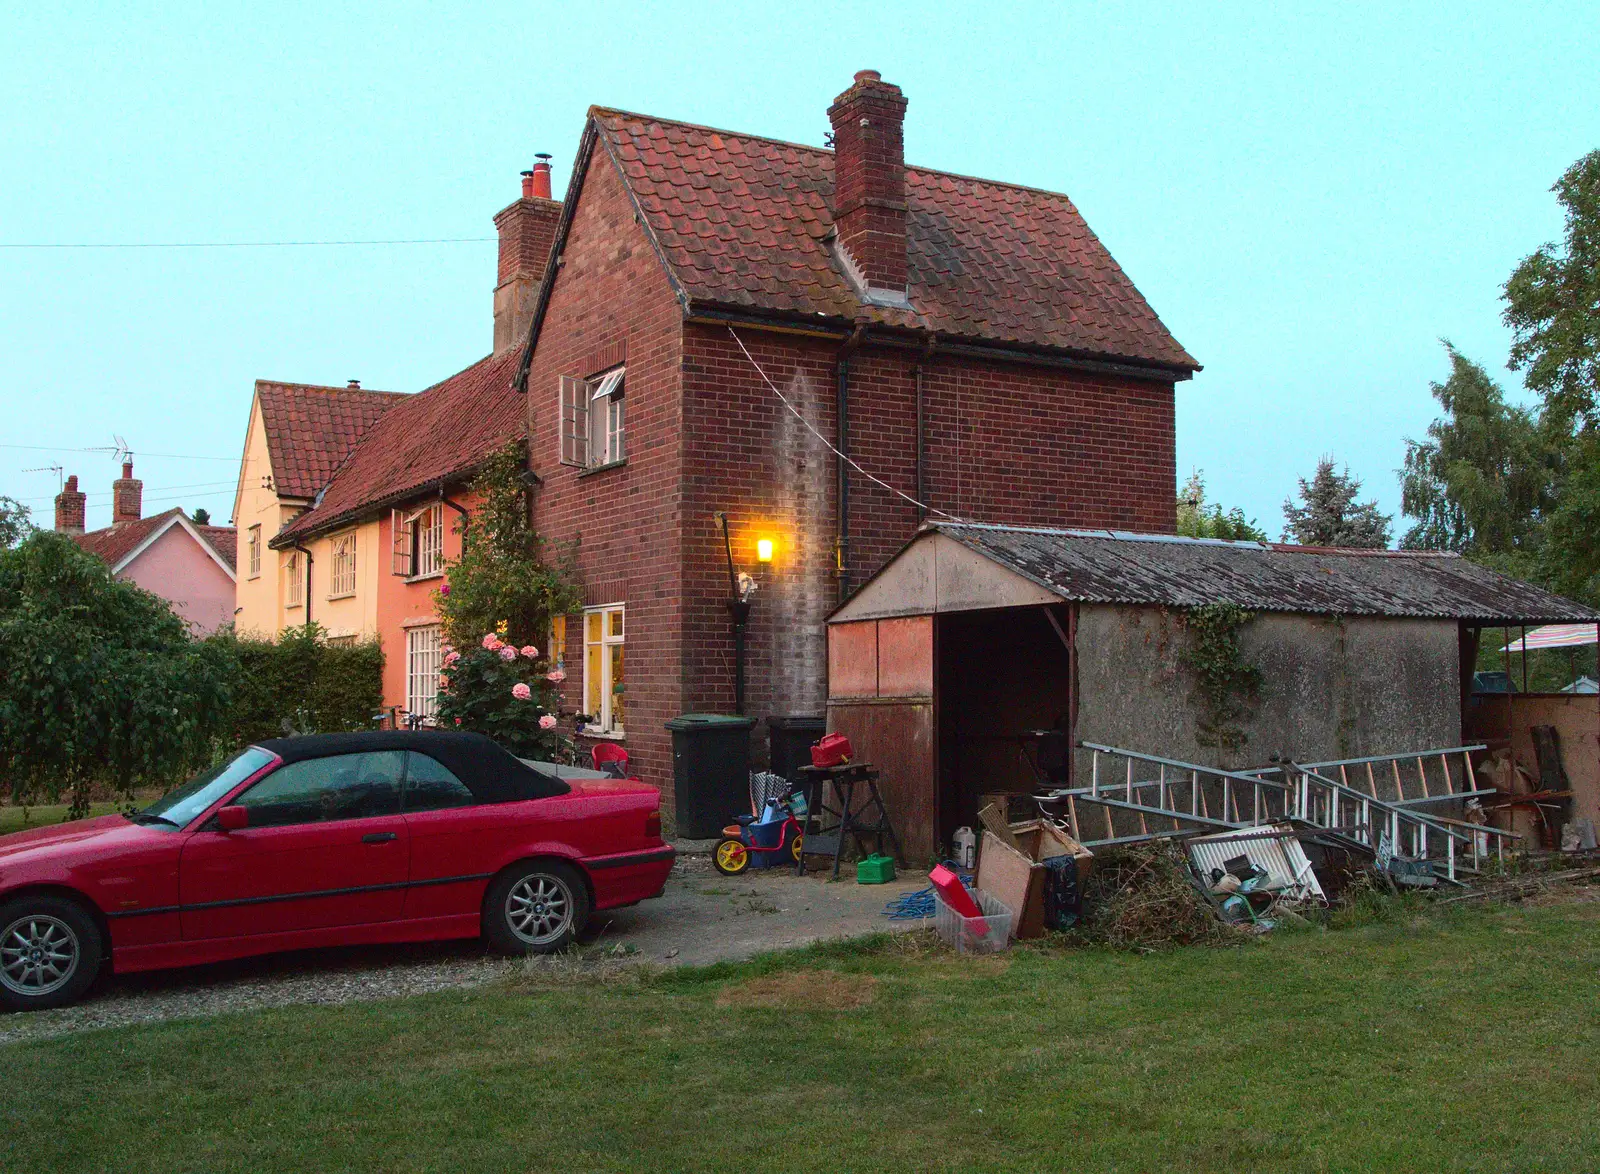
[1176,470,1268,541]
[0,496,31,548]
[1399,344,1561,565]
[1282,458,1392,547]
[192,508,211,525]
[0,532,234,812]
[1538,432,1600,606]
[435,441,582,650]
[1503,150,1600,431]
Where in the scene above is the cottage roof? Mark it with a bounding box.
[272,348,526,545]
[73,506,237,579]
[518,108,1198,381]
[254,381,407,500]
[836,524,1600,626]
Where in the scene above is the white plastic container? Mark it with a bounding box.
[933,889,1013,954]
[952,826,976,869]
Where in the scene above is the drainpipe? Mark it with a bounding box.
[718,512,750,715]
[914,333,938,522]
[835,326,865,601]
[438,482,470,535]
[292,542,314,626]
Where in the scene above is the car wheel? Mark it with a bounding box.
[484,861,590,955]
[0,896,103,1013]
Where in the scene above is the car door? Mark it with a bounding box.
[179,750,410,941]
[400,750,532,921]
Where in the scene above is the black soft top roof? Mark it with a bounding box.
[253,731,570,802]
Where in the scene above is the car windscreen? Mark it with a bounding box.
[134,747,277,829]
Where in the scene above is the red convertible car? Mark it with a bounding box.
[0,731,673,1012]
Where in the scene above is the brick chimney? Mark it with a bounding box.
[492,156,562,354]
[112,460,142,525]
[828,69,910,302]
[54,475,86,534]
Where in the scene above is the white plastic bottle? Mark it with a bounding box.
[952,826,976,869]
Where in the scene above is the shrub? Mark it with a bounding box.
[214,624,384,745]
[435,628,573,762]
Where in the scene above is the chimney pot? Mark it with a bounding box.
[54,474,86,535]
[531,155,553,201]
[521,170,536,199]
[347,379,361,389]
[854,69,881,84]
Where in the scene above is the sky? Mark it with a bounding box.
[2,1,1597,537]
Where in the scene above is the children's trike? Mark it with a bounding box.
[712,801,805,875]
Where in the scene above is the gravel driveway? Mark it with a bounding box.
[0,855,925,1047]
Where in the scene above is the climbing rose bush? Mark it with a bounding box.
[434,630,573,763]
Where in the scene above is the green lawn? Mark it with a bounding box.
[5,898,1600,1172]
[0,799,132,837]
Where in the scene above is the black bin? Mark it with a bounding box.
[767,715,826,786]
[665,713,756,839]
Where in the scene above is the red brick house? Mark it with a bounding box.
[509,71,1199,799]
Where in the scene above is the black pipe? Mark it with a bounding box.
[718,512,751,715]
[439,482,470,534]
[914,334,937,522]
[836,326,865,601]
[292,542,314,626]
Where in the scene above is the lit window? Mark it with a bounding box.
[583,604,624,735]
[549,614,567,669]
[247,525,261,578]
[329,531,357,598]
[285,552,303,607]
[559,367,626,469]
[392,504,444,578]
[406,625,442,722]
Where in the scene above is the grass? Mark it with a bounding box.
[5,896,1600,1172]
[0,799,132,837]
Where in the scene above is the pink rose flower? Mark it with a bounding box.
[443,650,460,666]
[498,645,518,662]
[539,714,557,730]
[481,633,501,650]
[520,645,539,659]
[546,668,566,683]
[440,583,450,596]
[511,683,532,701]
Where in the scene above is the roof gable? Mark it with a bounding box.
[72,508,237,580]
[586,108,1197,373]
[253,381,408,500]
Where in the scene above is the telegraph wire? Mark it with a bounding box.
[1,238,495,250]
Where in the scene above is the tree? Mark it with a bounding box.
[1282,458,1391,547]
[435,441,582,651]
[1176,470,1268,541]
[0,496,31,548]
[1503,150,1600,431]
[192,508,211,525]
[1399,344,1561,564]
[0,532,235,812]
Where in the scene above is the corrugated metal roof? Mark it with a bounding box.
[925,524,1599,624]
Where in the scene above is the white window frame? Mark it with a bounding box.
[247,525,261,578]
[393,504,444,579]
[328,530,357,598]
[284,552,303,608]
[406,625,442,723]
[559,367,626,469]
[582,603,625,736]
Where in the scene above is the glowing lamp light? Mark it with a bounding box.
[756,538,774,563]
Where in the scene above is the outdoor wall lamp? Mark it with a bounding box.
[757,538,774,564]
[716,513,759,716]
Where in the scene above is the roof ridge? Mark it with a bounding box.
[936,522,1461,559]
[255,379,408,398]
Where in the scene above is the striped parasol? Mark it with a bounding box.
[1499,623,1600,652]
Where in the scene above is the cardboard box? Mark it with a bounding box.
[975,822,1094,940]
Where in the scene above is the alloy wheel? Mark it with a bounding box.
[0,914,81,998]
[505,875,574,946]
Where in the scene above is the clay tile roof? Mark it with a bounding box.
[273,348,527,545]
[73,508,235,575]
[591,108,1198,373]
[255,381,408,500]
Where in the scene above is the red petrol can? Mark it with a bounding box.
[810,732,853,769]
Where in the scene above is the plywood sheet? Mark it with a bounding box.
[828,620,878,699]
[826,700,936,860]
[877,615,933,697]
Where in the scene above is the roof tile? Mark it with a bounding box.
[255,382,407,499]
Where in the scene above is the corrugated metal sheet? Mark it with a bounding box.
[928,524,1598,624]
[1186,824,1325,902]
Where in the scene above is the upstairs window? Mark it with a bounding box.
[329,531,357,598]
[247,525,261,578]
[559,367,626,469]
[392,504,444,578]
[284,552,303,607]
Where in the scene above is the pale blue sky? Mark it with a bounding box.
[3,2,1596,535]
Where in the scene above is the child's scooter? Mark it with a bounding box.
[712,795,806,875]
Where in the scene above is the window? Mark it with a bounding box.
[583,604,625,735]
[393,505,444,578]
[406,625,442,722]
[329,531,356,598]
[325,635,356,648]
[403,752,475,812]
[247,525,261,578]
[559,367,626,469]
[234,751,405,827]
[285,552,303,607]
[549,614,567,669]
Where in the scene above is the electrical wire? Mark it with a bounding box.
[726,326,970,523]
[1,443,248,462]
[0,238,495,249]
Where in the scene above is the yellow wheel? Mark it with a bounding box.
[790,833,805,863]
[713,838,750,876]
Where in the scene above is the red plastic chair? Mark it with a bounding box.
[591,743,630,775]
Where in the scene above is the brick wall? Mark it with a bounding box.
[524,151,686,795]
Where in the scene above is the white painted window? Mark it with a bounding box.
[285,552,303,607]
[583,604,625,735]
[329,531,357,598]
[392,504,444,578]
[247,525,261,578]
[559,367,626,469]
[406,625,442,722]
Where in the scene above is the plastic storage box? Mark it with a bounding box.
[934,889,1014,954]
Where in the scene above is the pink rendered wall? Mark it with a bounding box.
[120,525,236,635]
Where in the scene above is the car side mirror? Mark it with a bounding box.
[217,806,249,832]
